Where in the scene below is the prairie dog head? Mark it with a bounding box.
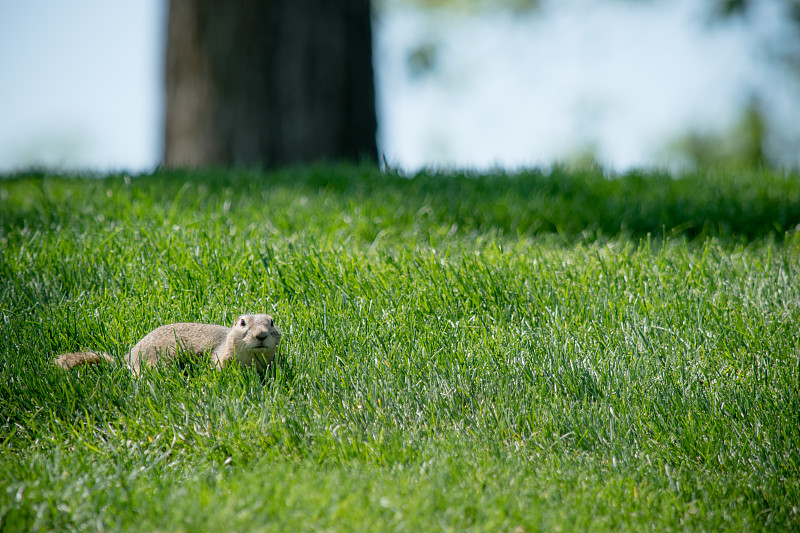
[230,313,282,368]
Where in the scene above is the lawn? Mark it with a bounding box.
[1,165,799,531]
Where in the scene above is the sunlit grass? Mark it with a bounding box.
[1,165,799,531]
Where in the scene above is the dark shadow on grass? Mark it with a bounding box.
[3,163,800,241]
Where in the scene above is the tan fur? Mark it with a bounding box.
[54,350,113,370]
[55,314,281,375]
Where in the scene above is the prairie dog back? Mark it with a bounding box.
[126,322,230,375]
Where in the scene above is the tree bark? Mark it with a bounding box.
[163,0,377,168]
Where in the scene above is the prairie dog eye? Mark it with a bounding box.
[269,318,274,327]
[239,318,247,327]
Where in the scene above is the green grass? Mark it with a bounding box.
[1,164,799,531]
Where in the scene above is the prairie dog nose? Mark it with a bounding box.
[256,330,269,340]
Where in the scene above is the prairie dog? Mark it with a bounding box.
[54,314,281,375]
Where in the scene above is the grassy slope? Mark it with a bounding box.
[1,165,799,531]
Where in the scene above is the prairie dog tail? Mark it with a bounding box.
[54,351,113,370]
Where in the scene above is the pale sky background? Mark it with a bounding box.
[0,0,798,173]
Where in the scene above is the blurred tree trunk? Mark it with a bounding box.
[164,0,376,167]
